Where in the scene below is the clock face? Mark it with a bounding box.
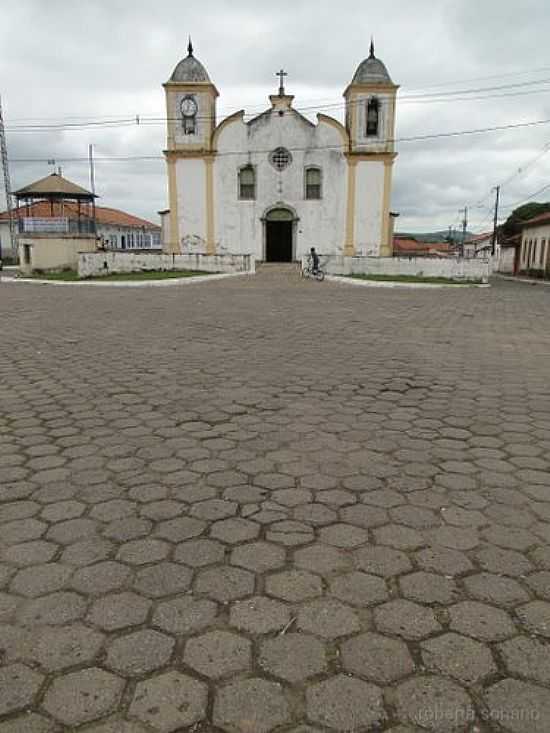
[181,96,197,118]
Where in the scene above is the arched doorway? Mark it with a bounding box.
[264,207,295,262]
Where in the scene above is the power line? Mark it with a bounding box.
[9,115,550,166]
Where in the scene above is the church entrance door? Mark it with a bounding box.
[264,208,294,262]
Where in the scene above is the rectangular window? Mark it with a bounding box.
[540,239,546,267]
[239,166,256,200]
[366,97,380,137]
[305,168,322,200]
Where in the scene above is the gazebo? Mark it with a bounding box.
[14,173,97,236]
[14,173,99,274]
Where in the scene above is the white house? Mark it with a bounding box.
[161,40,398,262]
[519,212,550,275]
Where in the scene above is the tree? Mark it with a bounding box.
[500,201,550,239]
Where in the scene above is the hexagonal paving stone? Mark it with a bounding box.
[259,633,326,682]
[60,538,114,567]
[230,596,291,634]
[395,675,474,732]
[10,563,73,598]
[214,678,290,733]
[0,713,59,733]
[210,517,260,544]
[266,569,323,603]
[449,601,517,641]
[341,632,415,683]
[374,599,442,640]
[499,635,550,686]
[173,538,225,567]
[106,629,174,676]
[184,630,251,679]
[400,571,458,605]
[516,601,550,637]
[29,624,104,671]
[0,663,44,716]
[76,721,148,733]
[133,562,192,598]
[154,517,206,542]
[354,545,412,577]
[71,561,132,596]
[2,540,58,567]
[329,571,388,607]
[190,498,238,520]
[294,544,353,577]
[306,674,386,731]
[130,671,208,732]
[484,678,550,733]
[18,591,88,626]
[230,541,286,572]
[87,591,151,631]
[153,596,218,634]
[318,523,369,548]
[420,632,496,684]
[373,524,425,550]
[194,566,255,602]
[297,598,360,639]
[42,668,125,727]
[415,546,473,576]
[464,573,530,607]
[116,538,170,565]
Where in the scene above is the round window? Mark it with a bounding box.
[269,147,292,171]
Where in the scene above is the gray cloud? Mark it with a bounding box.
[1,0,549,232]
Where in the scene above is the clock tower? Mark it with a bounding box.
[163,40,219,254]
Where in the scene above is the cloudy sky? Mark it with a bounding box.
[1,0,550,233]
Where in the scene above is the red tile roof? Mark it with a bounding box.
[0,200,160,229]
[393,237,452,255]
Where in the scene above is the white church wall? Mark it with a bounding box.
[354,161,385,256]
[177,158,207,251]
[214,112,348,259]
[311,255,490,283]
[78,251,254,277]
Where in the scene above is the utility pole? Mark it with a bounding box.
[459,206,468,257]
[88,144,96,196]
[0,95,16,261]
[491,185,500,257]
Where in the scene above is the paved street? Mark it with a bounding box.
[1,269,550,733]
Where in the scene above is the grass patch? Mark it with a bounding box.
[21,269,212,282]
[345,273,483,285]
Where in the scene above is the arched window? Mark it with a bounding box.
[239,166,256,200]
[366,97,380,137]
[305,167,322,200]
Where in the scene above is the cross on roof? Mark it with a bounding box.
[276,68,288,96]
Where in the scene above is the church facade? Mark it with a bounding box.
[161,41,398,262]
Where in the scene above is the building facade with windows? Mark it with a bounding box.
[161,40,398,262]
[519,213,550,276]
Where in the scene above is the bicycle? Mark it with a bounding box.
[301,255,325,281]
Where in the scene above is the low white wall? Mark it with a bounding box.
[305,255,490,283]
[78,252,255,278]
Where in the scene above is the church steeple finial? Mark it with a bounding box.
[369,37,375,58]
[187,36,194,56]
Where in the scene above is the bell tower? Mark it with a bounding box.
[344,39,398,154]
[342,40,399,257]
[163,40,219,255]
[164,39,218,153]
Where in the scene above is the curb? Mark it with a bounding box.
[325,275,490,289]
[3,272,253,288]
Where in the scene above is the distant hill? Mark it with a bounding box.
[396,230,475,243]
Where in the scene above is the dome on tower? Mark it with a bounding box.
[170,39,211,83]
[351,40,393,85]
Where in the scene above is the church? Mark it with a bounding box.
[161,40,398,262]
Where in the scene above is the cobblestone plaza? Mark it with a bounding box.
[0,271,549,732]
